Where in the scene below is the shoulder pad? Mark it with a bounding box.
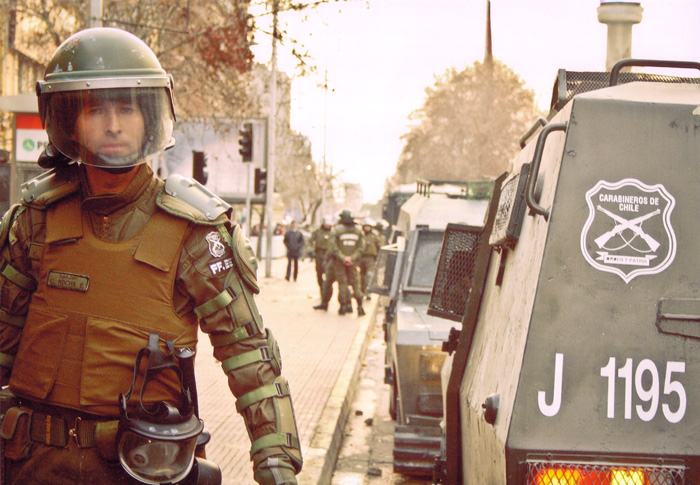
[0,204,24,248]
[231,225,259,293]
[158,174,232,225]
[20,163,80,209]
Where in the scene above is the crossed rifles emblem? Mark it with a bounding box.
[594,205,661,252]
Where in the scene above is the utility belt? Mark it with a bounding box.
[0,399,119,461]
[7,407,117,448]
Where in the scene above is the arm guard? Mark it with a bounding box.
[0,205,34,385]
[191,222,302,475]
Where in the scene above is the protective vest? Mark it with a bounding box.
[361,231,381,257]
[311,228,333,252]
[333,225,363,258]
[9,193,198,416]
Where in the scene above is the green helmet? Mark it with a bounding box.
[338,210,354,225]
[37,28,176,168]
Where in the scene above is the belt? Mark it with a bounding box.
[28,410,118,448]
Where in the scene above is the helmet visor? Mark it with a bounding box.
[45,87,173,168]
[118,430,197,484]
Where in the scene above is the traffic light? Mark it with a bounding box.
[239,123,253,162]
[254,168,267,194]
[192,150,208,185]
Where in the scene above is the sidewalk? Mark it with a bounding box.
[194,256,378,484]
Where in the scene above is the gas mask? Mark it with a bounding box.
[118,334,203,485]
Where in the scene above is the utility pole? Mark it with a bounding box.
[264,0,279,278]
[484,0,493,66]
[321,69,328,220]
[89,0,103,27]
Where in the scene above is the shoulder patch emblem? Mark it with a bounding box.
[206,231,226,258]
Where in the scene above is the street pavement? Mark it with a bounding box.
[194,256,379,484]
[331,304,431,485]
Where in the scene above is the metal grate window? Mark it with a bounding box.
[407,230,445,289]
[428,224,483,322]
[368,245,399,296]
[526,460,686,485]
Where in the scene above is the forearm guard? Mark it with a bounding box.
[196,225,302,475]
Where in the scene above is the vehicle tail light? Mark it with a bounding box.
[528,462,684,485]
[532,467,587,485]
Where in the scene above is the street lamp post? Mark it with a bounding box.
[89,0,103,27]
[265,0,279,278]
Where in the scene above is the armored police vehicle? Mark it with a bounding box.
[370,180,490,476]
[431,59,700,484]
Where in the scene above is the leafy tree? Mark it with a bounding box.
[391,60,541,187]
[7,0,257,119]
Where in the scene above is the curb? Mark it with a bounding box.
[296,297,381,484]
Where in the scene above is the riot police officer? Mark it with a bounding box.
[310,217,333,295]
[359,218,382,298]
[0,28,301,484]
[314,210,365,316]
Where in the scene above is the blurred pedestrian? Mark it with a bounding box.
[284,220,304,282]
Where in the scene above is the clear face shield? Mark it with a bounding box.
[42,86,174,168]
[118,334,203,485]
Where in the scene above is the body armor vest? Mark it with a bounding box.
[362,232,381,257]
[334,225,362,257]
[312,229,332,252]
[9,193,198,416]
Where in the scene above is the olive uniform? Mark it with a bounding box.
[359,227,382,295]
[0,164,302,483]
[319,211,365,316]
[309,224,333,292]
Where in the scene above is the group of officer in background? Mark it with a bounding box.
[310,210,386,316]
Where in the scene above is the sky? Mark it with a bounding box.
[252,0,700,204]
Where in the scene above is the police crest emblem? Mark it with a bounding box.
[206,231,226,258]
[580,178,676,284]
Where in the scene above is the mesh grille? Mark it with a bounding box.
[428,224,483,322]
[551,70,700,111]
[526,460,686,485]
[368,246,398,296]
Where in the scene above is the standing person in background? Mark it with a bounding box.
[310,218,333,296]
[317,210,365,316]
[283,220,304,282]
[375,219,388,246]
[0,28,302,485]
[359,218,382,299]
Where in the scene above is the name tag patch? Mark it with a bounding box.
[47,271,90,292]
[209,258,233,276]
